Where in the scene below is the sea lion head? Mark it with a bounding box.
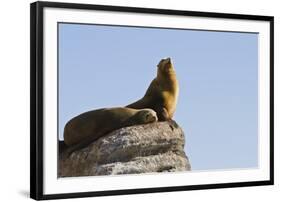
[136,109,158,123]
[157,57,175,76]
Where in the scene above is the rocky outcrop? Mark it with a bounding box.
[59,121,191,177]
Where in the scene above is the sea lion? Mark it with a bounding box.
[62,107,157,154]
[126,57,179,121]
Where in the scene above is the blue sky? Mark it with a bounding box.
[58,23,258,171]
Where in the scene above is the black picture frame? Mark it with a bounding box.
[30,1,274,200]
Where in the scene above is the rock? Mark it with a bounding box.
[59,120,191,177]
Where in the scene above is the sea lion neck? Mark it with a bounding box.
[157,70,177,86]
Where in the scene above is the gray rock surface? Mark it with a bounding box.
[59,121,191,177]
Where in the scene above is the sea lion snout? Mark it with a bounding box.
[158,57,171,66]
[162,57,171,64]
[147,113,157,122]
[166,58,173,67]
[142,109,158,123]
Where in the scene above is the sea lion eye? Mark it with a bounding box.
[145,113,151,120]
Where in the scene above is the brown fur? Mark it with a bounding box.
[126,58,179,121]
[62,107,157,155]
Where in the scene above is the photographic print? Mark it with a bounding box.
[30,1,274,200]
[58,23,258,176]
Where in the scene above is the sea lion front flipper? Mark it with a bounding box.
[156,107,170,121]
